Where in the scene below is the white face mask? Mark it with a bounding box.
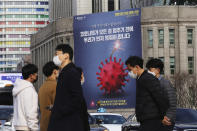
[128,71,137,79]
[148,70,156,76]
[53,55,62,67]
[81,77,85,85]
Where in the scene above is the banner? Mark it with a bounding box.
[74,9,142,109]
[0,73,22,83]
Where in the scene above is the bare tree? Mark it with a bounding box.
[171,73,197,109]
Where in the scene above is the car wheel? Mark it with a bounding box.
[122,127,128,131]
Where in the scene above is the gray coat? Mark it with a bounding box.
[159,76,177,122]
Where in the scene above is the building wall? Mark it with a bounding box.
[0,0,49,72]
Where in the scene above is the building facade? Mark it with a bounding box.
[0,0,49,72]
[31,6,197,89]
[49,0,121,21]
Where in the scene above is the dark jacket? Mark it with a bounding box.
[48,63,86,131]
[159,76,177,122]
[136,71,168,122]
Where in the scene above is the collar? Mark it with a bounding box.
[158,75,162,81]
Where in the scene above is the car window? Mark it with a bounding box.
[88,114,96,124]
[92,115,126,124]
[176,109,197,124]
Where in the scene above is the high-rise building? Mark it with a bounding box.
[0,0,49,72]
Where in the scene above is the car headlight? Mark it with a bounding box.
[103,129,109,131]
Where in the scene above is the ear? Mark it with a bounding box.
[63,53,69,59]
[53,69,58,75]
[135,65,141,69]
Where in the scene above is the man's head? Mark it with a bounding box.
[125,56,144,78]
[22,64,38,83]
[43,61,59,79]
[146,58,164,77]
[53,44,73,67]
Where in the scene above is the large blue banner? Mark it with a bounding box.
[74,9,142,109]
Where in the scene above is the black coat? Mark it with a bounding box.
[48,63,88,131]
[136,71,168,122]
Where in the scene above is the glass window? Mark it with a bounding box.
[159,57,164,74]
[92,0,102,13]
[148,30,153,47]
[21,8,32,12]
[108,0,114,11]
[0,48,6,51]
[8,8,20,12]
[158,29,164,47]
[36,8,45,12]
[40,2,48,5]
[13,1,24,5]
[169,29,175,45]
[187,29,193,45]
[15,15,25,18]
[170,57,175,75]
[6,15,13,18]
[5,2,13,5]
[0,2,2,5]
[5,54,13,58]
[0,55,3,58]
[91,115,126,124]
[188,57,194,74]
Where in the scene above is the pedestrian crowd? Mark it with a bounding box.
[12,44,176,131]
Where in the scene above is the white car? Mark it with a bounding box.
[90,113,126,131]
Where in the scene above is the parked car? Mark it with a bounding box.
[0,105,14,131]
[121,108,197,131]
[0,106,108,131]
[90,113,126,131]
[89,114,109,131]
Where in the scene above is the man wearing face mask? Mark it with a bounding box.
[125,56,168,131]
[13,64,39,131]
[48,44,85,131]
[146,58,177,131]
[38,61,59,131]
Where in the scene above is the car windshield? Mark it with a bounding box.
[176,109,197,124]
[92,115,126,124]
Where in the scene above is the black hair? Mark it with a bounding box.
[146,58,164,73]
[76,67,83,76]
[55,44,73,61]
[22,64,38,79]
[43,61,59,77]
[125,56,143,68]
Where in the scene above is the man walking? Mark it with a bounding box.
[48,44,86,131]
[125,56,168,131]
[13,64,39,131]
[146,58,177,131]
[39,61,59,131]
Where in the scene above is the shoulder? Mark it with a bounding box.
[60,65,81,80]
[140,71,158,82]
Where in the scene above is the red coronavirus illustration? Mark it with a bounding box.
[96,56,129,95]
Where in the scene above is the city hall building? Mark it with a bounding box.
[31,6,197,88]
